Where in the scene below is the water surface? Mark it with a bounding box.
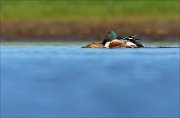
[1,45,179,117]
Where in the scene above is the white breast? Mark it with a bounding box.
[104,42,110,48]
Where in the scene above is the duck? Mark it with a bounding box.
[82,30,144,48]
[102,31,142,48]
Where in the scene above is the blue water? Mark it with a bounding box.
[1,46,179,117]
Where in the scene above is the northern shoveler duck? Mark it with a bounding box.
[83,30,144,48]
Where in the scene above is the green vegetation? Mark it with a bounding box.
[0,0,179,21]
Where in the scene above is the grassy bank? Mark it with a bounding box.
[1,0,179,21]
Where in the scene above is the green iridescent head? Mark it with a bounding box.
[108,30,118,40]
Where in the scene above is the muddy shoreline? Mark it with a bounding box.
[1,20,179,41]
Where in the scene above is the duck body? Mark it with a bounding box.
[82,39,138,48]
[104,39,138,48]
[104,39,125,48]
[82,30,144,48]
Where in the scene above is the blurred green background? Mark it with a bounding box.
[1,0,179,21]
[0,0,179,42]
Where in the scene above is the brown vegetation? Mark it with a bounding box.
[1,20,179,41]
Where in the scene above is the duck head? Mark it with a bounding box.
[102,30,119,45]
[109,30,118,40]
